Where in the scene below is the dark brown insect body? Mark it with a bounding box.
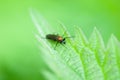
[46,34,66,44]
[46,33,72,49]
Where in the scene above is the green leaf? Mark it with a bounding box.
[103,35,120,80]
[30,9,120,80]
[89,28,105,66]
[74,27,104,80]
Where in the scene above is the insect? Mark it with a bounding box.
[46,33,71,49]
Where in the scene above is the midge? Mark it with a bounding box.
[46,33,71,49]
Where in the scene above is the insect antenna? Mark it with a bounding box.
[64,36,75,38]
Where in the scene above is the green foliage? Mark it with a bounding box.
[30,10,120,80]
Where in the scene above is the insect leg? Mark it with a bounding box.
[54,42,59,50]
[61,44,67,49]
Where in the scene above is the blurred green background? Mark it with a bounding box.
[0,0,120,80]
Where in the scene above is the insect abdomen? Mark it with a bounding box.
[46,34,57,41]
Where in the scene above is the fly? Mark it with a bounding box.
[46,33,71,49]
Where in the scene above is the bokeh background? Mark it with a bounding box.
[0,0,120,80]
